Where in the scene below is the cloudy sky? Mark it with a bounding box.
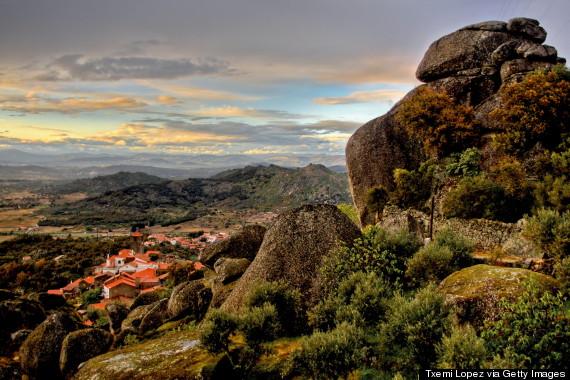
[1,0,569,156]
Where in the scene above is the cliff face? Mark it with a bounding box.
[346,17,565,226]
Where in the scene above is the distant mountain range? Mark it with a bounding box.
[0,149,346,180]
[40,164,351,227]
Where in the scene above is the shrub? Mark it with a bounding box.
[244,280,305,336]
[554,257,570,296]
[365,186,389,223]
[289,322,366,380]
[481,279,570,369]
[522,208,570,260]
[436,324,488,369]
[396,86,481,158]
[81,287,102,305]
[446,147,482,177]
[443,175,531,222]
[391,161,435,210]
[200,308,239,355]
[432,227,475,268]
[534,174,570,213]
[240,304,281,346]
[321,227,417,293]
[406,244,455,286]
[308,271,394,331]
[491,65,570,156]
[378,285,453,375]
[407,228,474,286]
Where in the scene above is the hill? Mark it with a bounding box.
[43,172,168,195]
[40,164,351,227]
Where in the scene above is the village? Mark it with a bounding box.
[45,230,230,323]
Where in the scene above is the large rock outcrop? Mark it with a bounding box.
[59,328,113,378]
[346,17,565,227]
[437,264,560,326]
[19,312,80,380]
[167,280,212,321]
[222,204,362,311]
[199,225,266,267]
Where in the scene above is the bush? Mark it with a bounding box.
[446,148,482,177]
[406,228,474,286]
[244,280,305,336]
[289,322,366,380]
[321,227,419,292]
[395,86,481,158]
[308,271,394,331]
[534,174,570,213]
[406,244,454,286]
[391,161,435,210]
[443,174,531,223]
[240,304,280,346]
[81,287,102,305]
[378,285,453,375]
[437,324,488,369]
[554,257,570,296]
[523,208,570,260]
[491,65,570,156]
[481,279,570,369]
[365,186,389,223]
[200,308,239,355]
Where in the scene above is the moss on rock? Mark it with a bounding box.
[438,264,560,326]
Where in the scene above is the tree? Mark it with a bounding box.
[81,287,102,305]
[491,65,570,156]
[396,86,480,158]
[365,186,389,224]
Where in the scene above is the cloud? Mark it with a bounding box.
[157,95,182,104]
[113,40,167,56]
[0,96,146,114]
[189,106,310,120]
[148,83,258,102]
[36,54,239,81]
[314,89,407,105]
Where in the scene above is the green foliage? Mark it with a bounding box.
[337,203,359,225]
[240,304,281,346]
[391,161,435,210]
[167,262,203,287]
[81,287,102,305]
[365,186,389,222]
[446,147,483,177]
[378,285,453,375]
[321,226,419,292]
[244,280,305,336]
[406,228,474,286]
[396,86,481,158]
[200,308,240,355]
[289,322,366,380]
[522,208,570,260]
[121,333,141,347]
[554,257,570,296]
[432,227,475,268]
[534,174,570,213]
[436,324,488,369]
[481,279,570,369]
[491,65,570,156]
[308,271,394,331]
[406,244,454,286]
[442,172,533,223]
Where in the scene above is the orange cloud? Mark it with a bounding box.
[0,96,146,114]
[314,89,406,105]
[157,95,182,104]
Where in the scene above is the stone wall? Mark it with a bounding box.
[381,205,528,252]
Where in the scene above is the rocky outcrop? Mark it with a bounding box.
[199,225,266,267]
[346,18,564,227]
[167,280,212,321]
[129,291,162,311]
[438,264,560,326]
[59,328,113,378]
[222,204,362,311]
[121,304,153,331]
[138,298,169,332]
[74,331,210,380]
[0,298,46,335]
[105,303,130,335]
[214,258,251,285]
[19,312,80,380]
